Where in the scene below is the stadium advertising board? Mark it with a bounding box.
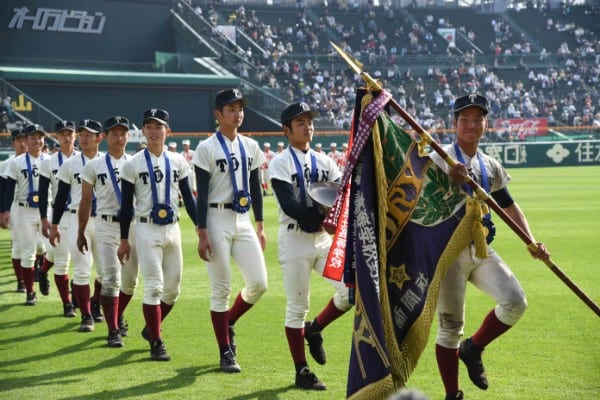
[481,140,600,167]
[493,118,549,140]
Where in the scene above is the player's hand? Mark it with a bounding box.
[41,218,51,239]
[197,228,213,261]
[448,163,469,185]
[77,233,88,254]
[0,211,10,229]
[528,242,550,261]
[118,240,130,264]
[255,221,266,251]
[49,225,61,247]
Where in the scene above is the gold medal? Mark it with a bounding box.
[158,209,168,218]
[32,195,39,203]
[239,197,248,207]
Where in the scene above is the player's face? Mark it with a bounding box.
[77,129,101,153]
[454,107,487,147]
[142,120,168,148]
[26,133,44,155]
[13,136,27,155]
[285,114,314,150]
[55,129,76,151]
[105,126,129,153]
[215,102,244,131]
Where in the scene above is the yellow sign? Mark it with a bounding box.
[11,94,32,112]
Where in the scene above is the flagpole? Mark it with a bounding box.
[330,42,600,319]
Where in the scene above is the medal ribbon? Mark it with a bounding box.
[105,153,122,205]
[216,131,248,199]
[59,152,72,207]
[453,143,490,218]
[25,153,40,197]
[81,154,97,208]
[289,147,317,207]
[144,149,171,208]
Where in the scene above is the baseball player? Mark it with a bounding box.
[0,128,29,293]
[327,142,343,166]
[1,124,51,305]
[117,109,197,361]
[269,102,352,390]
[193,89,268,373]
[50,119,105,332]
[314,142,322,153]
[78,116,138,347]
[260,142,275,195]
[181,139,196,195]
[167,141,177,152]
[430,94,550,400]
[38,120,79,317]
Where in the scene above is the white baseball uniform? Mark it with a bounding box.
[193,133,267,311]
[39,150,78,275]
[120,148,189,306]
[4,152,51,268]
[56,152,103,286]
[81,153,138,298]
[0,156,23,260]
[181,147,196,193]
[269,146,351,328]
[260,148,276,187]
[430,144,527,349]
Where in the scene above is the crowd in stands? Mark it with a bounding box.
[189,1,600,138]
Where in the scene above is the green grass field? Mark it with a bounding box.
[1,166,599,399]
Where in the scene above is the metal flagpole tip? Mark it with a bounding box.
[308,181,340,214]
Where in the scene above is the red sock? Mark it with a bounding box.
[313,298,346,330]
[101,295,119,331]
[118,291,133,317]
[92,279,102,303]
[210,310,230,347]
[160,301,173,321]
[228,293,253,326]
[12,259,22,281]
[22,266,35,293]
[73,283,91,315]
[54,274,71,304]
[41,258,54,273]
[436,344,460,396]
[143,303,162,341]
[285,326,306,363]
[471,309,512,349]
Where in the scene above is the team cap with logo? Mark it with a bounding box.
[104,116,130,132]
[11,128,26,140]
[24,124,47,136]
[280,102,319,125]
[78,119,102,134]
[215,89,248,109]
[55,120,76,133]
[143,109,169,125]
[453,94,489,115]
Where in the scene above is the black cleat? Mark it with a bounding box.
[25,292,37,306]
[459,338,489,390]
[17,280,26,293]
[118,315,128,337]
[63,303,76,318]
[91,301,104,322]
[150,339,171,361]
[78,315,94,332]
[107,330,124,348]
[220,349,241,373]
[39,271,50,296]
[228,325,236,355]
[304,321,326,365]
[445,390,464,400]
[295,366,326,390]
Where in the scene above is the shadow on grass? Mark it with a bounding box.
[225,384,298,400]
[0,347,147,393]
[58,365,214,400]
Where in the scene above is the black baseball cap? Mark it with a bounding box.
[77,119,103,134]
[280,102,319,125]
[55,120,76,133]
[215,89,248,109]
[11,128,26,140]
[143,109,169,125]
[104,116,130,132]
[453,94,489,115]
[23,123,47,136]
